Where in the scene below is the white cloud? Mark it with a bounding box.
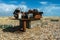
[37,4,60,16]
[0,3,28,16]
[19,5,29,12]
[42,5,60,16]
[0,3,18,13]
[40,1,48,5]
[0,2,60,16]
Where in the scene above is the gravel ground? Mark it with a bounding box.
[0,17,60,40]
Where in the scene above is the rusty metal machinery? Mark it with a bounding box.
[13,9,43,32]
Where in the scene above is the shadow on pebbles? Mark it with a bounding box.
[0,20,60,40]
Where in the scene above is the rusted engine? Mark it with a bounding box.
[13,9,43,20]
[13,8,43,32]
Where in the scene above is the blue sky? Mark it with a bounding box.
[0,0,60,16]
